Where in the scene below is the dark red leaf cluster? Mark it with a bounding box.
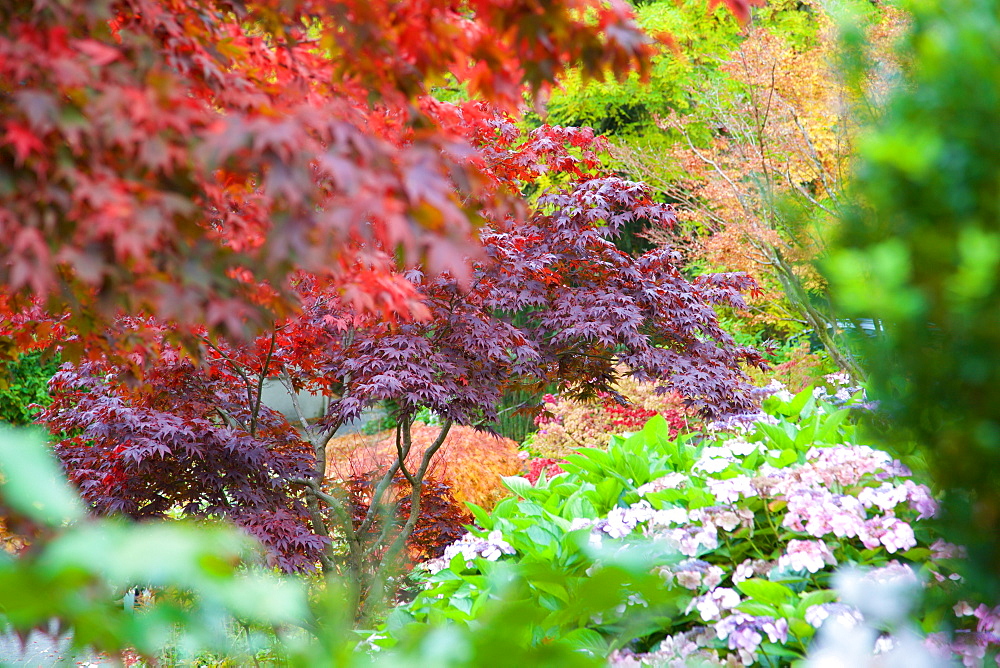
[36,358,326,572]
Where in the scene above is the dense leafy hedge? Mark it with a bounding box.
[0,351,58,425]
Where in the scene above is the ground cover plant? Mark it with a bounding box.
[387,381,998,665]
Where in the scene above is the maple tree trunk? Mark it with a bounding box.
[357,418,453,625]
[290,398,455,621]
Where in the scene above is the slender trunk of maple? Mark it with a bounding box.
[358,418,453,626]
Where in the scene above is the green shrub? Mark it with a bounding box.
[0,351,59,425]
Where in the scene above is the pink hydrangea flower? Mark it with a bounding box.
[860,517,917,553]
[707,475,756,504]
[778,539,837,573]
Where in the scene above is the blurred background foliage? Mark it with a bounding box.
[0,351,59,425]
[827,0,1000,596]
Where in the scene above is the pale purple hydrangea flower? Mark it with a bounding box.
[902,480,939,519]
[648,524,720,557]
[764,379,795,402]
[426,529,515,573]
[733,560,754,584]
[648,506,690,527]
[688,587,741,621]
[715,612,789,664]
[863,560,920,585]
[602,501,656,539]
[608,630,737,668]
[637,472,688,496]
[707,411,779,432]
[694,446,737,474]
[707,475,757,504]
[723,437,761,457]
[732,558,773,584]
[783,487,867,539]
[825,372,852,386]
[806,445,898,486]
[805,603,864,629]
[663,559,726,591]
[704,506,753,532]
[859,516,917,553]
[579,501,693,546]
[857,481,909,511]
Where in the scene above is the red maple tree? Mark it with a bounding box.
[5,0,763,618]
[0,0,661,359]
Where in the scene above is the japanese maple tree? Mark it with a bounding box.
[0,0,660,359]
[38,121,765,620]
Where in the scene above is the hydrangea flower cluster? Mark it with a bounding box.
[423,529,515,574]
[609,630,742,668]
[928,603,1000,666]
[552,387,947,665]
[405,383,992,667]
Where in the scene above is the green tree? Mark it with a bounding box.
[827,0,1000,591]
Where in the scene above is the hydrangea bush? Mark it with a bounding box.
[383,380,997,666]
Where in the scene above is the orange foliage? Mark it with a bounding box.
[655,25,843,331]
[326,422,522,510]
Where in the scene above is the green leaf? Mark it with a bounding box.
[736,578,794,606]
[0,426,85,525]
[901,547,931,561]
[788,618,816,640]
[767,448,799,468]
[562,453,604,475]
[797,589,838,614]
[466,502,494,530]
[785,387,814,416]
[531,580,569,603]
[502,475,534,498]
[560,628,609,656]
[737,601,778,616]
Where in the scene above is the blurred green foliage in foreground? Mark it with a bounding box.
[827,0,1000,594]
